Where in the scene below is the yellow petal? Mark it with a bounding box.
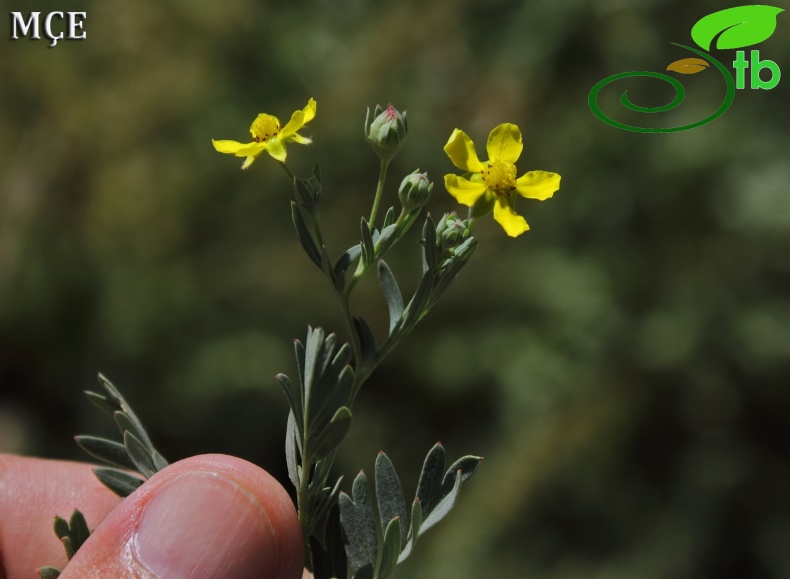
[444,173,488,206]
[486,123,522,164]
[241,156,256,170]
[234,142,267,157]
[281,99,316,138]
[302,98,317,123]
[444,129,484,173]
[265,137,287,162]
[287,133,312,145]
[493,197,529,237]
[212,139,247,154]
[515,171,561,200]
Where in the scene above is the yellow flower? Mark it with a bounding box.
[443,123,560,237]
[212,98,316,169]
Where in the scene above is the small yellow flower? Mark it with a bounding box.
[212,98,316,169]
[443,123,560,237]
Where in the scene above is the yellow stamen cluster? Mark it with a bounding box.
[251,114,280,143]
[482,160,517,193]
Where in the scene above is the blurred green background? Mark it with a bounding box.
[2,0,789,577]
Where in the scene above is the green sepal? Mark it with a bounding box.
[74,435,136,472]
[92,467,144,498]
[377,517,402,579]
[377,261,404,334]
[291,201,322,268]
[339,472,378,574]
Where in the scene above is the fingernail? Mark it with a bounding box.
[134,472,278,579]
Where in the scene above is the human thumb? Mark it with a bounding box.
[61,454,303,579]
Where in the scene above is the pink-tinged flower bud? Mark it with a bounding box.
[364,104,408,161]
[398,170,433,212]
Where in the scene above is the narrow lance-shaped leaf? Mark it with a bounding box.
[377,260,404,334]
[285,410,300,489]
[352,316,376,365]
[75,435,136,471]
[92,467,144,498]
[310,407,353,462]
[291,201,322,268]
[123,430,156,479]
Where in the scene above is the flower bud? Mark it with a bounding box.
[364,104,408,161]
[398,170,433,212]
[436,212,471,254]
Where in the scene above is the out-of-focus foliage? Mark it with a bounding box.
[1,0,789,577]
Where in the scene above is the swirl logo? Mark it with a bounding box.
[588,6,784,133]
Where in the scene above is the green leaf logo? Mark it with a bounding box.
[691,5,784,51]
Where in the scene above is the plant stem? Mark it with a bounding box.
[368,158,391,229]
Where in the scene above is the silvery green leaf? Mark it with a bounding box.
[113,412,145,447]
[377,261,404,334]
[375,452,407,542]
[291,201,322,268]
[360,218,375,265]
[416,443,445,515]
[397,498,423,563]
[84,390,116,417]
[124,431,156,479]
[75,435,136,471]
[93,467,144,498]
[151,450,169,471]
[339,472,377,574]
[383,206,396,228]
[441,455,483,492]
[98,375,154,449]
[277,373,303,432]
[377,516,402,579]
[402,270,434,330]
[376,224,398,252]
[352,316,376,364]
[69,510,90,552]
[422,216,437,274]
[420,470,462,533]
[334,244,362,282]
[285,410,300,488]
[310,407,352,461]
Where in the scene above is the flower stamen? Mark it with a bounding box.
[250,114,280,143]
[482,160,517,194]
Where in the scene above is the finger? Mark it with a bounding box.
[62,454,303,579]
[0,454,122,579]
